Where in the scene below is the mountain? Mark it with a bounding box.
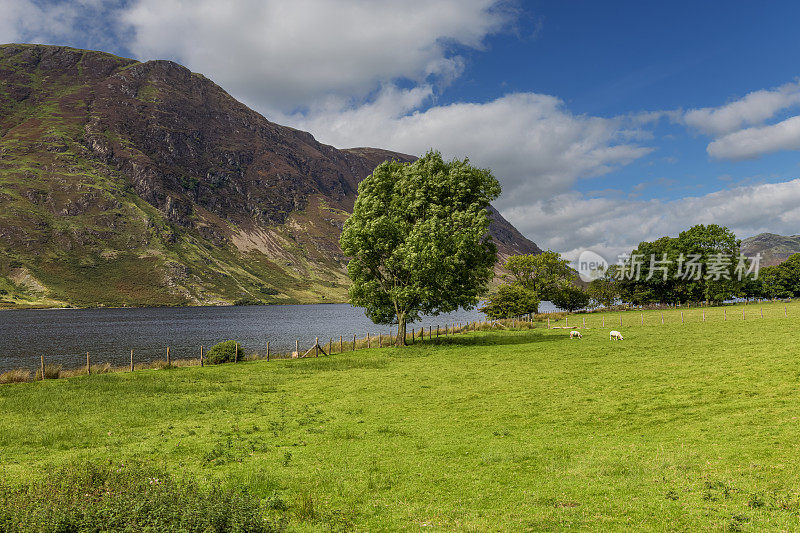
[0,44,540,308]
[741,233,800,267]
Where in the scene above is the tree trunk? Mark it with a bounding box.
[396,313,407,346]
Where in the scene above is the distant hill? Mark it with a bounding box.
[0,44,540,308]
[741,233,800,267]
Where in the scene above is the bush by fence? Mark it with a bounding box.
[204,340,244,365]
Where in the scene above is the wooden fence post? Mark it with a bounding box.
[761,307,764,319]
[661,312,664,325]
[339,335,343,353]
[266,342,269,361]
[681,311,684,324]
[724,309,726,321]
[234,343,238,363]
[296,339,299,357]
[131,349,135,371]
[329,338,333,355]
[86,352,90,375]
[547,317,550,329]
[379,333,382,347]
[166,346,171,366]
[353,334,356,351]
[315,337,319,357]
[437,325,439,338]
[367,333,371,348]
[40,355,44,380]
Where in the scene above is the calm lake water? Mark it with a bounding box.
[0,302,559,372]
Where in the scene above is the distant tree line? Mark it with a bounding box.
[482,224,798,319]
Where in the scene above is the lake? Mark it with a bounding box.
[0,302,559,372]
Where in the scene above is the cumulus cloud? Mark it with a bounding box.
[284,90,653,202]
[683,81,800,137]
[119,0,513,111]
[707,115,800,160]
[0,0,75,43]
[681,80,800,160]
[505,179,800,261]
[0,0,125,51]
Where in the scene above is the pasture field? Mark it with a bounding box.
[1,301,800,531]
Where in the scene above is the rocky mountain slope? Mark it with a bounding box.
[0,44,539,307]
[741,233,800,267]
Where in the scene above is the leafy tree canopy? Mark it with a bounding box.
[617,224,743,305]
[340,150,501,345]
[503,251,576,301]
[758,253,800,298]
[550,285,591,312]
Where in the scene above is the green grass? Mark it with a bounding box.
[1,301,800,530]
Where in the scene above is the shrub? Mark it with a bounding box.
[0,369,31,384]
[480,284,540,319]
[205,340,245,365]
[0,461,279,532]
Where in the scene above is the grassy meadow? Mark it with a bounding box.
[1,301,800,531]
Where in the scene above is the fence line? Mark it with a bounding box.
[7,301,795,385]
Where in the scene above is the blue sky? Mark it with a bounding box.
[3,0,800,259]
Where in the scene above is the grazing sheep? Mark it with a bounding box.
[570,330,582,339]
[609,330,623,341]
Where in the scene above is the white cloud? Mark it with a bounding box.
[283,90,653,202]
[119,0,513,111]
[505,179,800,261]
[0,0,127,52]
[0,0,74,43]
[680,80,800,160]
[707,115,800,160]
[683,81,800,137]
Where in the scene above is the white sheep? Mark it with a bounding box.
[609,330,623,341]
[570,330,582,339]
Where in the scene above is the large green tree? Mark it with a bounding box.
[340,151,501,346]
[503,251,577,302]
[758,253,800,298]
[550,285,591,312]
[675,224,741,303]
[616,224,743,305]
